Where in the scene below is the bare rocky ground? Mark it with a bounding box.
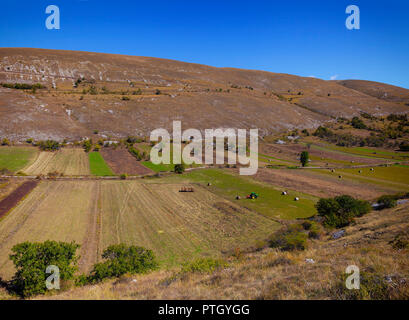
[0,48,408,141]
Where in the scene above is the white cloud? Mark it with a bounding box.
[330,74,339,80]
[308,75,316,78]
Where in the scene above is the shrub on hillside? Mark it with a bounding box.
[269,224,308,251]
[181,258,227,274]
[9,241,80,297]
[399,141,409,151]
[1,138,11,146]
[316,195,371,228]
[79,244,158,284]
[82,139,92,153]
[38,140,60,151]
[174,163,185,174]
[389,232,409,250]
[351,116,367,129]
[376,195,397,210]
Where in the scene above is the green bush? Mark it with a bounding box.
[82,139,93,153]
[316,195,371,228]
[174,163,185,174]
[9,241,80,297]
[82,244,158,284]
[351,116,367,129]
[38,140,60,151]
[1,82,45,90]
[1,138,11,146]
[269,224,308,251]
[181,258,227,274]
[377,195,397,210]
[399,141,409,151]
[120,173,127,180]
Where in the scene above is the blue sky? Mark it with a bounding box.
[1,0,408,88]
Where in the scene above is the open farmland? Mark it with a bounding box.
[164,168,318,220]
[0,181,96,279]
[253,167,399,200]
[23,148,90,176]
[0,180,277,278]
[0,146,38,173]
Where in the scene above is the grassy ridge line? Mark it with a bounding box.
[89,152,114,176]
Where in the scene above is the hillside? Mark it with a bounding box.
[26,202,409,300]
[0,48,408,141]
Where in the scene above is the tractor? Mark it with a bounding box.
[247,192,259,199]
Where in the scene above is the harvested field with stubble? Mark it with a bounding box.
[0,180,277,279]
[23,148,90,176]
[0,181,96,279]
[100,147,152,175]
[99,181,278,266]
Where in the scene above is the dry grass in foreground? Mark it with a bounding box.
[26,203,409,300]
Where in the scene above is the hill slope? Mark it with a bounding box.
[0,48,408,141]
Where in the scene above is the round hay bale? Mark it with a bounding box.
[294,197,300,201]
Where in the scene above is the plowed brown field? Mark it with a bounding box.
[100,147,152,175]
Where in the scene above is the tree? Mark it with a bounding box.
[300,151,309,167]
[81,244,158,284]
[82,139,92,153]
[351,116,367,129]
[174,163,185,174]
[1,138,11,146]
[315,195,371,228]
[9,241,80,297]
[38,140,60,151]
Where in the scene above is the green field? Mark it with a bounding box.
[166,168,318,219]
[0,146,38,173]
[313,164,409,191]
[142,161,175,172]
[89,152,114,176]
